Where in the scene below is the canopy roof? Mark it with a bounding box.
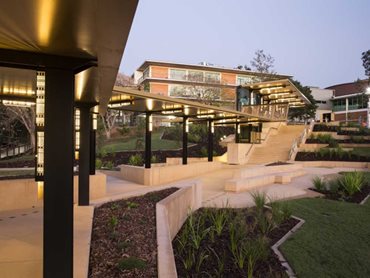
[111,86,281,124]
[0,0,138,111]
[243,79,311,107]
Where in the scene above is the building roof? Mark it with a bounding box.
[325,80,369,97]
[241,79,311,107]
[111,86,289,123]
[0,0,138,112]
[136,60,292,79]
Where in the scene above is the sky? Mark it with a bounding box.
[119,0,370,88]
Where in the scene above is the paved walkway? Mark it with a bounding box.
[0,165,365,277]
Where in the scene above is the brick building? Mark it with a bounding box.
[134,60,290,109]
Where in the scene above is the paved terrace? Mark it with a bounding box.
[0,164,361,277]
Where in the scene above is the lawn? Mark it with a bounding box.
[101,132,184,152]
[280,197,370,278]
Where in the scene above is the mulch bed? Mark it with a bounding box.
[265,161,292,166]
[313,125,339,132]
[310,184,370,204]
[295,152,369,162]
[174,208,299,278]
[89,188,178,278]
[305,139,370,144]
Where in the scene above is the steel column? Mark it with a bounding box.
[43,68,74,278]
[182,117,188,165]
[208,120,213,162]
[78,106,91,206]
[145,112,152,168]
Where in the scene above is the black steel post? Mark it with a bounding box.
[145,112,152,168]
[208,120,213,162]
[78,106,91,206]
[182,117,188,165]
[44,68,74,278]
[235,123,240,143]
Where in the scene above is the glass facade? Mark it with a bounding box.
[236,75,254,85]
[204,72,220,83]
[332,96,367,111]
[169,84,221,100]
[169,69,186,80]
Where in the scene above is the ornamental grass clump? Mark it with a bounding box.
[339,171,365,196]
[251,191,267,215]
[312,176,326,191]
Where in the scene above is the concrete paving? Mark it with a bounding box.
[0,165,365,277]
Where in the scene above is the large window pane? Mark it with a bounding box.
[169,69,186,80]
[204,72,220,83]
[188,70,204,82]
[236,75,253,85]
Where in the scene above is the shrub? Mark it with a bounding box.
[337,147,345,159]
[251,191,267,214]
[328,139,339,148]
[103,161,114,169]
[200,147,208,157]
[95,158,102,169]
[317,133,333,144]
[117,257,146,270]
[128,154,143,166]
[151,155,158,164]
[351,136,365,143]
[309,133,316,140]
[339,171,365,196]
[269,200,292,227]
[318,148,329,158]
[312,176,326,191]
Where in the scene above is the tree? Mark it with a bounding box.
[1,105,35,150]
[361,50,370,78]
[250,49,276,75]
[288,80,317,122]
[100,110,119,139]
[115,72,135,87]
[235,65,251,71]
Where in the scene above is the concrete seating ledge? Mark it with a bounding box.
[156,181,202,278]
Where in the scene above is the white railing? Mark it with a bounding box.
[288,120,314,161]
[0,144,32,159]
[242,103,289,121]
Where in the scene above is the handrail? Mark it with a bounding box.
[288,120,314,160]
[0,144,32,159]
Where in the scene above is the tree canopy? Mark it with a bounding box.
[362,50,370,78]
[288,79,317,121]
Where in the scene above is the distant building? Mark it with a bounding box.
[134,60,290,109]
[309,87,334,122]
[326,80,369,124]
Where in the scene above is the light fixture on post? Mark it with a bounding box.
[75,109,80,160]
[185,118,189,133]
[148,114,153,132]
[35,71,45,183]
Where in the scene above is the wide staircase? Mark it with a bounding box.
[247,124,306,165]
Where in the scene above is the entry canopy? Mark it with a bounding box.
[0,0,139,111]
[111,86,285,124]
[242,79,311,108]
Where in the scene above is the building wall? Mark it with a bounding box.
[151,66,168,79]
[334,110,367,122]
[150,83,169,96]
[221,73,236,85]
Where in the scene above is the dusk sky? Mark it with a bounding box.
[120,0,370,88]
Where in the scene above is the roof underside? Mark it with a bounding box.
[243,79,311,107]
[0,0,138,112]
[111,86,277,124]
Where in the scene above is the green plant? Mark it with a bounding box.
[95,158,102,169]
[337,146,345,159]
[126,201,139,209]
[103,161,114,169]
[210,208,229,237]
[339,171,365,196]
[200,147,208,157]
[209,248,225,277]
[195,249,209,273]
[318,148,329,158]
[269,200,292,227]
[109,215,118,230]
[117,257,146,270]
[312,176,326,191]
[229,214,248,254]
[188,213,209,251]
[328,139,339,148]
[110,203,119,210]
[328,179,340,193]
[128,154,143,166]
[251,191,267,215]
[256,211,273,235]
[151,155,158,163]
[351,135,365,143]
[309,133,316,140]
[245,237,269,278]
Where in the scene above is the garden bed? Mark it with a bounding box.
[295,151,369,162]
[173,203,299,277]
[311,185,370,203]
[312,124,338,132]
[89,187,178,278]
[306,138,370,144]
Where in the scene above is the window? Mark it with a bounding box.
[169,85,221,100]
[236,75,253,85]
[169,69,186,80]
[204,72,220,83]
[188,70,204,82]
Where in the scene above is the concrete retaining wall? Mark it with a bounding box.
[300,161,369,168]
[156,181,202,278]
[0,173,107,212]
[119,161,223,186]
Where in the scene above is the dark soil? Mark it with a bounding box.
[0,175,34,180]
[295,152,369,162]
[100,143,227,167]
[311,184,370,204]
[88,187,178,278]
[313,125,339,132]
[337,130,370,136]
[265,161,292,166]
[306,139,370,144]
[173,208,299,278]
